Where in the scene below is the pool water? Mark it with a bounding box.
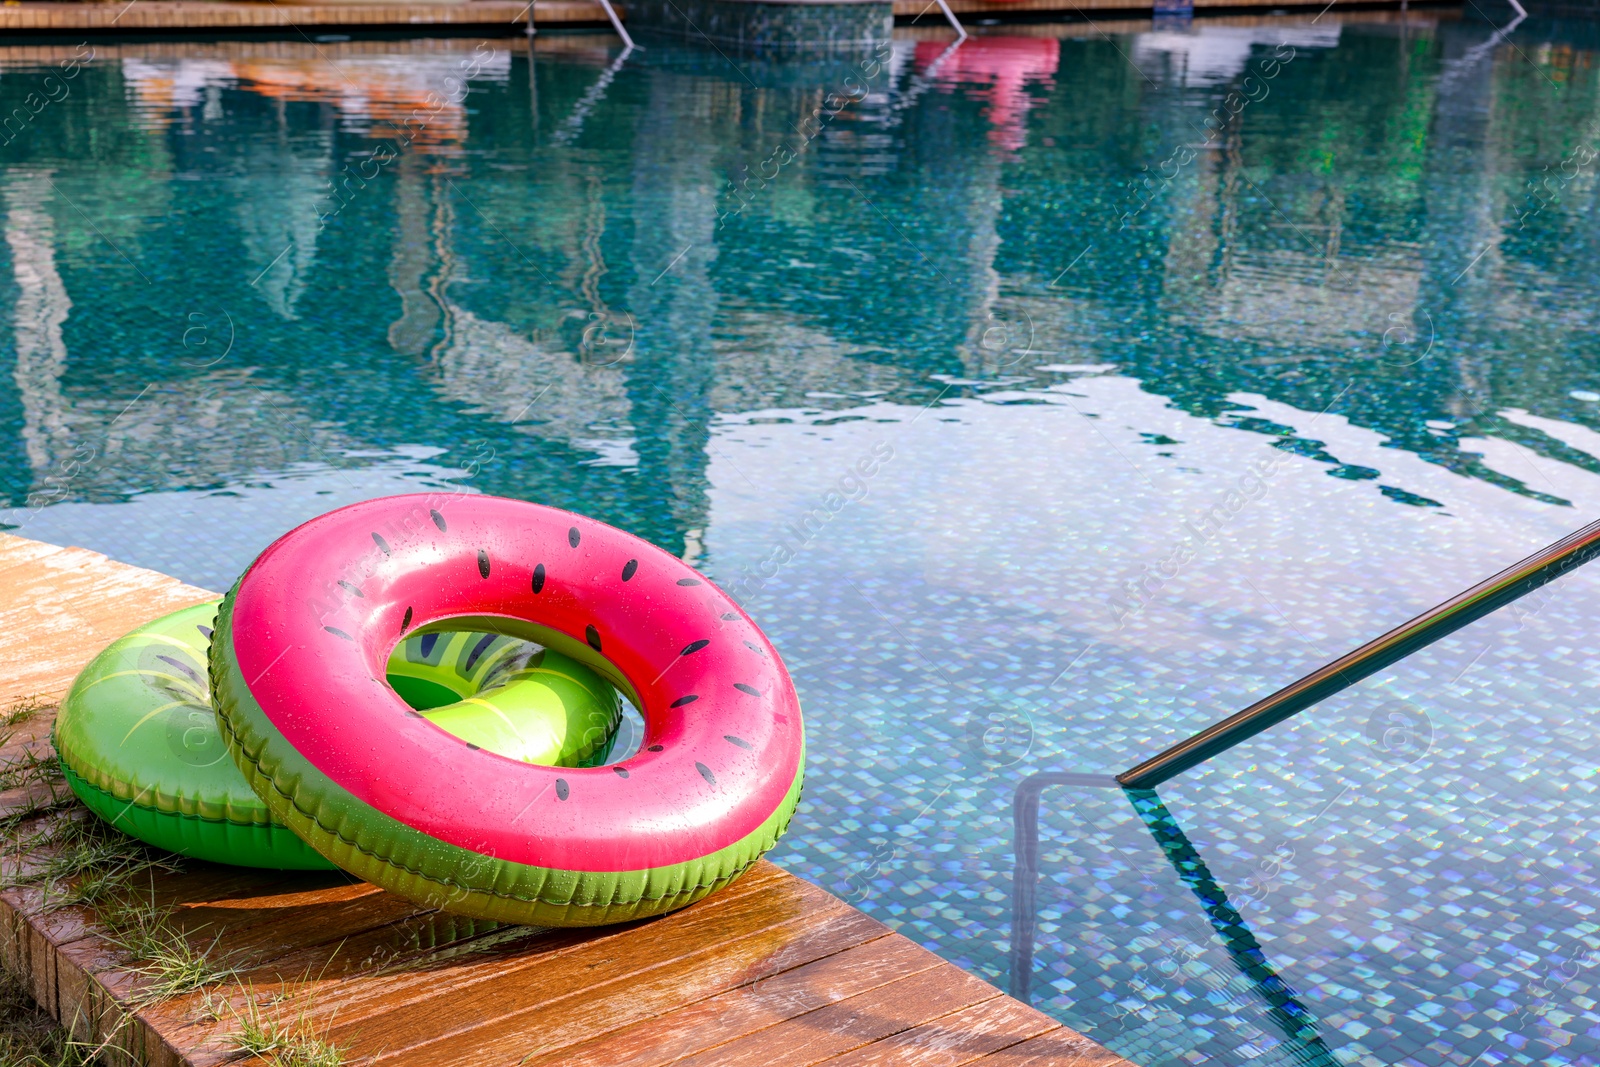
[6,11,1600,1064]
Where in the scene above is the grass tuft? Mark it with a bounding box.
[0,697,46,731]
[229,987,345,1067]
[0,749,63,796]
[100,900,235,1005]
[4,810,181,911]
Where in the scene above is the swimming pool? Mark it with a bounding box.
[4,11,1600,1063]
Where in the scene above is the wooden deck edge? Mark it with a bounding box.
[0,0,1438,33]
[0,1,606,32]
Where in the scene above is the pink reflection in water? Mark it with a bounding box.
[916,37,1061,154]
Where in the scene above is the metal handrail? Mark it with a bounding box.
[1010,772,1116,1003]
[599,0,635,48]
[1119,516,1600,789]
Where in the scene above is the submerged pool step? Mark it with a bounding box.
[0,532,1135,1067]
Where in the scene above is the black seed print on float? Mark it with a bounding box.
[586,625,602,651]
[743,641,765,657]
[431,510,447,532]
[721,613,738,621]
[677,579,701,586]
[532,564,546,593]
[680,639,710,656]
[157,655,204,685]
[477,550,490,579]
[196,625,213,640]
[325,626,354,641]
[338,580,364,598]
[466,743,481,750]
[405,710,423,718]
[568,527,581,548]
[733,683,760,697]
[696,762,716,786]
[724,736,753,750]
[464,634,495,672]
[612,767,629,777]
[372,533,391,556]
[555,779,570,800]
[400,607,413,633]
[420,633,439,658]
[647,745,664,752]
[622,559,638,581]
[670,695,699,708]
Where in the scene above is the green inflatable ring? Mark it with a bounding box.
[55,601,621,869]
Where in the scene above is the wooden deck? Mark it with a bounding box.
[0,1,599,34]
[0,532,1133,1067]
[0,0,1423,34]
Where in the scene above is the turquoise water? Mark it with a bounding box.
[5,12,1600,1063]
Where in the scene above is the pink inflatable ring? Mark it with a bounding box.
[209,494,805,926]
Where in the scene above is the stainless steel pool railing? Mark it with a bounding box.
[1010,772,1116,1004]
[1011,516,1600,1003]
[1119,515,1600,788]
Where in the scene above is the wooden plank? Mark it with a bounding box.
[812,997,1061,1066]
[667,966,1005,1067]
[0,0,1422,32]
[511,933,944,1067]
[967,1027,1138,1066]
[312,862,841,1053]
[0,1,602,32]
[382,903,894,1064]
[0,534,212,706]
[130,861,810,1065]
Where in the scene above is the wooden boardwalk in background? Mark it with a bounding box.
[0,532,1134,1067]
[0,1,600,33]
[0,0,1420,34]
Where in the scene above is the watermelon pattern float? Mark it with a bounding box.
[56,602,620,869]
[209,494,806,926]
